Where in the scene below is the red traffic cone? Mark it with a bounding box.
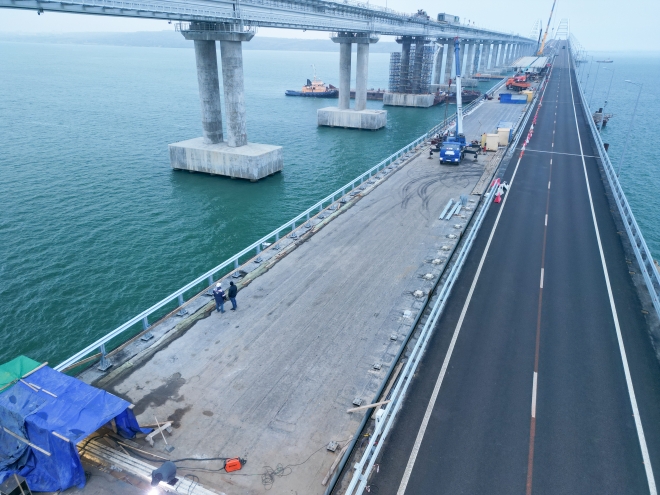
[494,193,502,203]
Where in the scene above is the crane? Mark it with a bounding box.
[537,0,557,56]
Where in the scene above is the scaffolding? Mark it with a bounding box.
[389,42,433,94]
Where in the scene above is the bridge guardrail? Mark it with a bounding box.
[337,72,544,495]
[570,44,660,322]
[54,82,505,372]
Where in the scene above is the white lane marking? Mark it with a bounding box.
[568,48,657,495]
[545,214,548,226]
[550,158,553,164]
[396,158,519,495]
[532,372,538,418]
[548,181,551,190]
[540,268,544,288]
[396,73,555,495]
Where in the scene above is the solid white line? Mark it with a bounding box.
[545,214,548,226]
[396,69,555,495]
[540,268,544,288]
[531,372,538,418]
[568,49,657,495]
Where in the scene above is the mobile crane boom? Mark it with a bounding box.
[537,0,556,56]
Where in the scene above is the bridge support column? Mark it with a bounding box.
[494,43,502,67]
[485,43,493,70]
[193,40,223,144]
[318,32,386,129]
[479,42,489,73]
[444,38,455,83]
[460,42,469,76]
[399,37,412,93]
[355,42,369,111]
[411,38,425,94]
[467,43,477,76]
[383,36,434,107]
[432,43,444,85]
[170,22,283,181]
[338,42,351,110]
[219,39,247,147]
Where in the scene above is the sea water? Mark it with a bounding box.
[0,42,657,365]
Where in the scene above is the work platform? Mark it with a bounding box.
[75,90,529,495]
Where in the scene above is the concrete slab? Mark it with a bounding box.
[76,94,529,495]
[383,93,435,108]
[169,138,283,181]
[317,107,387,130]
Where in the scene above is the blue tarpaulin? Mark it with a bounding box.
[0,364,150,492]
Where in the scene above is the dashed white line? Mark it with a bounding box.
[545,214,548,226]
[548,181,551,189]
[531,372,538,418]
[540,268,544,288]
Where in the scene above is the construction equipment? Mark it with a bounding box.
[440,38,467,164]
[537,0,557,56]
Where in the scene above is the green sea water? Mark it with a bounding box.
[0,42,657,366]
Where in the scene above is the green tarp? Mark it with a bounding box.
[0,356,41,392]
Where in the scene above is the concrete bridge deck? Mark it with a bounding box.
[73,90,530,494]
[367,45,660,494]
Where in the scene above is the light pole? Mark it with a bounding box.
[589,61,601,110]
[597,66,615,132]
[616,80,643,177]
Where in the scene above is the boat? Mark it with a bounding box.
[446,89,482,104]
[285,67,338,98]
[350,89,385,101]
[593,108,614,127]
[596,58,614,63]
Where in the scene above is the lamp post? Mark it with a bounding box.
[597,66,615,132]
[616,80,643,177]
[589,61,601,110]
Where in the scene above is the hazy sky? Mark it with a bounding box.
[0,0,658,51]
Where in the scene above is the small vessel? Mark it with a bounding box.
[593,108,614,127]
[596,58,614,63]
[285,66,338,98]
[446,89,482,104]
[350,89,385,100]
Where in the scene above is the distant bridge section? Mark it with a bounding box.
[0,0,532,42]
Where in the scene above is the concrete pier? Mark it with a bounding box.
[355,43,369,111]
[467,42,477,76]
[219,40,247,147]
[318,33,386,130]
[193,40,223,144]
[411,39,425,93]
[172,23,283,180]
[444,38,455,82]
[400,37,412,92]
[384,36,434,108]
[432,43,444,85]
[479,42,489,72]
[338,42,351,110]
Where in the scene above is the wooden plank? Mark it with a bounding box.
[322,442,349,486]
[346,399,390,413]
[3,427,51,456]
[372,361,403,420]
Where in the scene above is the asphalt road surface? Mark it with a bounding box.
[370,47,660,495]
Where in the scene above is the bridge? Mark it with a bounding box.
[2,0,535,179]
[15,38,654,495]
[340,41,660,495]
